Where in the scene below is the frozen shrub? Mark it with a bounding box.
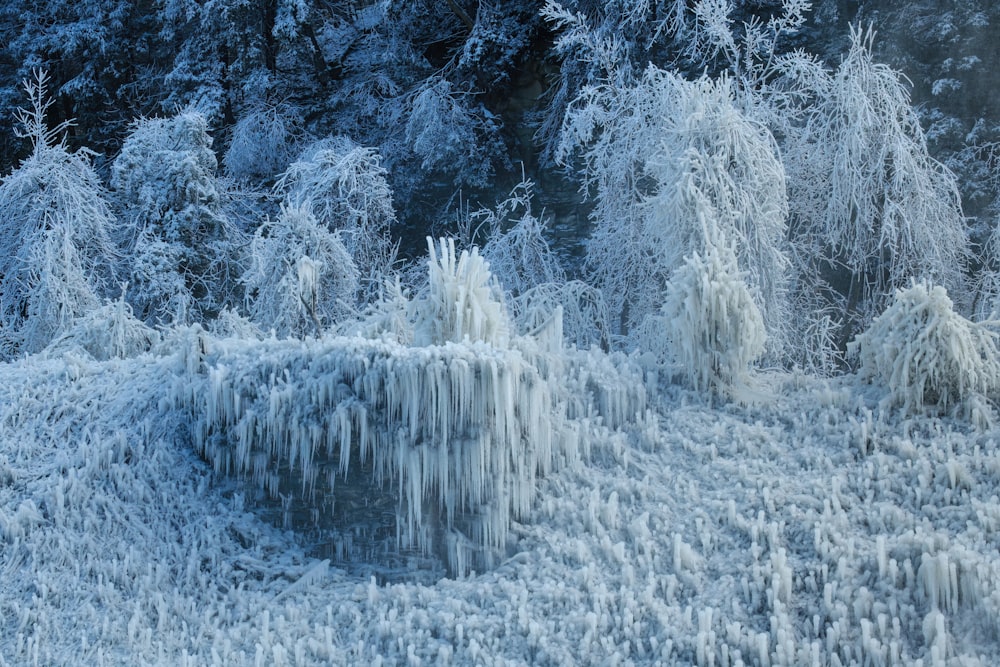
[662,234,766,396]
[413,238,510,347]
[479,180,567,299]
[275,136,396,301]
[513,280,611,350]
[113,110,239,325]
[0,71,117,358]
[850,282,1000,416]
[348,277,414,344]
[243,202,359,338]
[44,293,159,361]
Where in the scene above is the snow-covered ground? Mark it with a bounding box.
[1,343,999,666]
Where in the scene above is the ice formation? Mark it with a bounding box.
[176,239,647,575]
[180,335,570,574]
[662,234,766,397]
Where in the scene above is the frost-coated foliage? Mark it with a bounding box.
[413,238,510,348]
[405,78,498,188]
[0,71,117,359]
[44,293,159,361]
[786,28,969,328]
[275,137,396,301]
[243,202,359,338]
[478,180,567,298]
[561,66,789,354]
[223,105,304,181]
[112,110,239,325]
[851,282,1000,417]
[514,280,612,350]
[662,235,766,396]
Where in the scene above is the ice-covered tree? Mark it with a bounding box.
[661,232,766,397]
[559,67,790,356]
[112,110,239,325]
[275,136,397,301]
[243,202,359,338]
[784,27,970,346]
[0,71,117,359]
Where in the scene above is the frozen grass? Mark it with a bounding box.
[2,345,1000,665]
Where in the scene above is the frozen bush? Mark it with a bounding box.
[243,202,359,338]
[513,281,611,350]
[413,238,510,348]
[44,293,159,361]
[661,234,766,396]
[850,282,1000,416]
[0,71,117,358]
[479,180,567,299]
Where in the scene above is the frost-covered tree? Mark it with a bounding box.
[275,137,397,301]
[243,202,359,338]
[538,0,812,161]
[559,67,790,356]
[785,27,970,346]
[405,77,502,188]
[0,71,117,359]
[112,110,239,325]
[223,104,305,182]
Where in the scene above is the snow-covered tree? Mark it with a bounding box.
[405,78,502,189]
[785,27,970,346]
[275,137,397,301]
[243,202,359,338]
[112,110,239,325]
[0,71,117,359]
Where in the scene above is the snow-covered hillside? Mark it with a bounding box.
[2,337,998,666]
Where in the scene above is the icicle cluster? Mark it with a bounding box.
[171,236,650,574]
[413,238,509,348]
[181,335,568,574]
